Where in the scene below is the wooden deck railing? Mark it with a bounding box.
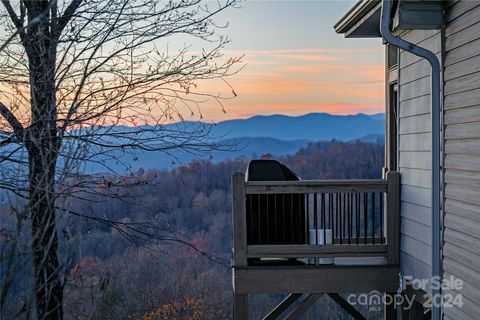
[232,171,400,267]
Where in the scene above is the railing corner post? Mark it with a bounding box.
[232,173,247,267]
[386,170,400,265]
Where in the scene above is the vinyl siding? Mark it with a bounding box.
[397,28,442,290]
[443,0,480,318]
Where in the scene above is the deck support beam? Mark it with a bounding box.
[328,293,367,320]
[263,293,302,320]
[284,294,323,320]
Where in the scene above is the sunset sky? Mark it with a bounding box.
[202,0,385,121]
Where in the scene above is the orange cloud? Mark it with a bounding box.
[282,63,349,74]
[224,48,383,56]
[271,54,345,62]
[364,67,385,82]
[232,78,312,95]
[223,70,323,95]
[347,88,384,99]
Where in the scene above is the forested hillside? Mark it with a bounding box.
[1,140,384,319]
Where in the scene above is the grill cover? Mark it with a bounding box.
[245,160,306,245]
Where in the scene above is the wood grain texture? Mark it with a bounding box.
[444,257,480,288]
[445,198,480,222]
[445,168,480,187]
[400,234,431,264]
[445,105,480,125]
[400,253,431,285]
[443,242,480,271]
[399,76,431,101]
[245,179,386,194]
[445,122,480,139]
[443,289,480,320]
[401,185,431,208]
[399,95,431,118]
[233,294,248,320]
[445,138,480,155]
[444,88,480,110]
[401,217,431,245]
[399,151,431,170]
[399,133,431,152]
[399,167,431,189]
[445,21,480,51]
[400,29,439,45]
[445,183,480,206]
[445,53,480,81]
[398,114,431,135]
[445,38,480,66]
[400,47,441,70]
[401,201,431,226]
[444,72,480,95]
[445,0,480,23]
[444,270,480,302]
[246,244,388,259]
[444,229,480,261]
[233,265,399,294]
[232,173,247,267]
[445,154,480,172]
[386,171,400,264]
[445,4,480,36]
[284,294,323,320]
[443,307,476,320]
[400,59,432,84]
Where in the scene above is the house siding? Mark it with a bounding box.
[397,28,442,290]
[443,1,480,319]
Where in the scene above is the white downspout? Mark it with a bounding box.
[380,1,442,319]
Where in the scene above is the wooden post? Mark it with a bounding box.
[263,293,302,320]
[284,294,323,320]
[409,301,424,320]
[386,170,400,265]
[234,294,248,320]
[232,173,247,267]
[384,292,397,320]
[232,173,248,320]
[400,292,411,320]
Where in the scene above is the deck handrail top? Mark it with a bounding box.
[244,179,387,186]
[244,178,388,194]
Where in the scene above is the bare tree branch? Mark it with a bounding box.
[1,0,27,43]
[55,0,83,37]
[0,101,24,140]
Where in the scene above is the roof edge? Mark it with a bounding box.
[334,0,381,34]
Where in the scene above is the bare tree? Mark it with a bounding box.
[0,0,241,319]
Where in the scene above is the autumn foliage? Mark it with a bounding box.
[143,298,228,320]
[1,140,384,319]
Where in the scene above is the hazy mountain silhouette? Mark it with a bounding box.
[208,113,384,141]
[81,113,385,172]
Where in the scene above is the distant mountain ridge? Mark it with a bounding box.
[208,112,385,141]
[82,112,385,171]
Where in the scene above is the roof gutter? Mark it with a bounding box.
[379,1,442,319]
